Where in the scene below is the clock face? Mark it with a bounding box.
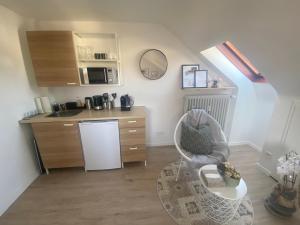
[140,49,168,80]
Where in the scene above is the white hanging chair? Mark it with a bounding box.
[174,109,230,181]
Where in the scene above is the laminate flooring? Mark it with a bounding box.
[1,145,299,225]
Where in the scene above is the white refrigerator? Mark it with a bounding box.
[79,120,121,170]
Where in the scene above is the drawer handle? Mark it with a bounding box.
[63,123,74,127]
[128,129,137,133]
[127,120,137,123]
[129,147,138,150]
[66,82,77,85]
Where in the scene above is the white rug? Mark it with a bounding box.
[157,161,254,225]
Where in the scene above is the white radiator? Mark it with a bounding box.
[184,95,232,130]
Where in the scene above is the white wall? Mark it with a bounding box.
[201,47,278,150]
[258,96,298,177]
[282,100,300,155]
[0,6,43,216]
[249,84,278,150]
[34,20,233,146]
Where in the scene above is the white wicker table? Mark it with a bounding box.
[197,165,247,224]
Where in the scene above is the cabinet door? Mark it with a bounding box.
[26,31,80,87]
[32,122,84,169]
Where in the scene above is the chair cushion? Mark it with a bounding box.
[180,121,213,155]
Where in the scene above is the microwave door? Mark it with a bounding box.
[79,68,89,84]
[104,68,108,83]
[87,68,108,84]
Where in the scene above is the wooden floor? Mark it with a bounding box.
[1,145,299,225]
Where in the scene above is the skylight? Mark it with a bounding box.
[217,41,267,83]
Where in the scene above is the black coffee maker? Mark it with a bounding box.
[120,95,133,111]
[92,95,104,110]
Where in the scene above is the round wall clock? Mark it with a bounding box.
[139,49,168,80]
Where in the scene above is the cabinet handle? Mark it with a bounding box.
[128,129,137,133]
[129,147,138,150]
[128,120,136,123]
[66,82,77,85]
[63,123,74,127]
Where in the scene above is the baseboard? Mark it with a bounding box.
[229,141,262,152]
[146,144,175,150]
[229,141,249,147]
[256,162,271,176]
[146,142,174,147]
[149,141,263,152]
[247,142,263,152]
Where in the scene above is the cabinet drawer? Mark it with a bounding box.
[118,118,145,129]
[121,149,146,163]
[120,136,145,146]
[120,127,145,140]
[32,122,84,169]
[121,144,146,152]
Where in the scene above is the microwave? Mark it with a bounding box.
[79,67,118,85]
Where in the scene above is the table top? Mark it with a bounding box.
[19,106,146,124]
[198,164,247,201]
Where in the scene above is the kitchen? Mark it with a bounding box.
[20,30,148,174]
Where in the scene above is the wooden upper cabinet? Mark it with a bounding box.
[26,31,80,87]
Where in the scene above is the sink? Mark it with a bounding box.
[47,110,83,117]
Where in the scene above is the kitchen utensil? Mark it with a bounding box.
[65,102,78,110]
[85,99,91,110]
[93,95,104,110]
[52,103,60,112]
[94,53,101,59]
[40,96,52,113]
[59,104,66,111]
[85,97,93,110]
[120,94,134,111]
[102,93,109,109]
[103,93,109,102]
[107,101,112,110]
[34,97,44,114]
[76,99,83,107]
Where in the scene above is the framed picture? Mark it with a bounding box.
[195,70,208,88]
[182,64,200,88]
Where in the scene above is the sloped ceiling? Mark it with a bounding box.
[1,0,299,96]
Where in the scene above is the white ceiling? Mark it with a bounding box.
[0,0,170,22]
[1,0,300,96]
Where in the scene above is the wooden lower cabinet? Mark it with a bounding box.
[32,122,84,169]
[31,116,146,170]
[119,118,147,164]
